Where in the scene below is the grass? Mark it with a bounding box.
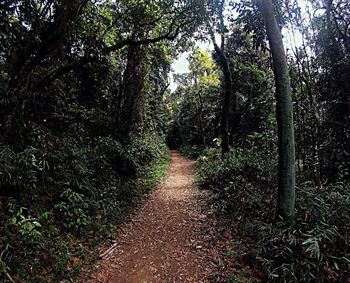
[138,150,172,192]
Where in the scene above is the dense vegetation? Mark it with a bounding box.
[0,0,349,282]
[171,0,350,281]
[0,0,177,281]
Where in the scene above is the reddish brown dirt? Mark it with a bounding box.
[85,151,253,283]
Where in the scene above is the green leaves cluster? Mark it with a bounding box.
[196,144,350,281]
[0,134,170,282]
[55,188,92,232]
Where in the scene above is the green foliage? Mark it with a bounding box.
[1,0,349,281]
[55,188,92,232]
[197,146,350,282]
[179,145,204,159]
[254,183,350,282]
[197,143,276,205]
[168,28,275,150]
[166,31,231,155]
[8,204,42,238]
[137,148,171,192]
[0,2,175,276]
[0,133,170,282]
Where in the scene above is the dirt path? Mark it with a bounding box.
[88,150,219,282]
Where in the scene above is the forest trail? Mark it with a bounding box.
[88,150,219,282]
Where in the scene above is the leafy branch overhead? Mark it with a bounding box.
[0,0,349,282]
[4,0,203,91]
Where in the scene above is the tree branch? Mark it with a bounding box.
[104,17,193,53]
[31,18,194,91]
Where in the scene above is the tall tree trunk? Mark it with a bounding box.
[114,45,146,141]
[210,39,233,156]
[217,47,233,157]
[258,0,296,218]
[206,0,235,158]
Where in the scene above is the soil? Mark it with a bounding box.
[85,150,253,283]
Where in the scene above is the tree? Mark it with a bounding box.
[257,0,296,218]
[205,0,236,157]
[169,48,221,148]
[0,0,203,147]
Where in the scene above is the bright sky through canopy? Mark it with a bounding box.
[170,40,212,91]
[169,0,307,92]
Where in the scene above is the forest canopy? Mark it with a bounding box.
[0,0,349,282]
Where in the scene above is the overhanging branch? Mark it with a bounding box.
[31,18,194,91]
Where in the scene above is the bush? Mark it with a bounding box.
[197,146,277,212]
[0,131,170,282]
[179,144,204,159]
[196,146,350,282]
[254,183,350,282]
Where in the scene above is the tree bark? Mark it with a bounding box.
[114,45,146,141]
[214,44,233,158]
[257,0,296,218]
[206,0,234,158]
[194,89,207,148]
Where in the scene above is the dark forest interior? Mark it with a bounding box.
[0,0,349,282]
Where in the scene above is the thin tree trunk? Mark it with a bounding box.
[214,44,233,157]
[258,0,296,218]
[206,8,234,158]
[196,90,207,148]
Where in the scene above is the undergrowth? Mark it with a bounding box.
[196,146,350,282]
[0,132,170,282]
[179,145,204,159]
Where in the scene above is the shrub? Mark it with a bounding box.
[197,146,277,212]
[253,183,350,282]
[0,131,170,282]
[179,144,204,159]
[196,146,350,282]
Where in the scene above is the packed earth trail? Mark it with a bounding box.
[87,151,225,282]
